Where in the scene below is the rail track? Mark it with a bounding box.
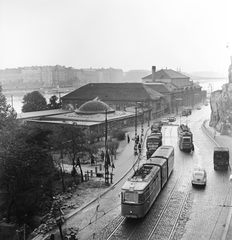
[100,127,193,240]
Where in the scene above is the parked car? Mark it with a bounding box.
[191,167,207,186]
[160,118,169,125]
[197,106,201,110]
[168,116,176,122]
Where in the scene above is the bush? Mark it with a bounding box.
[108,140,119,155]
[112,130,126,141]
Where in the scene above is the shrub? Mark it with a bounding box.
[112,130,126,141]
[108,140,119,155]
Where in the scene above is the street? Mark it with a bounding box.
[49,104,232,240]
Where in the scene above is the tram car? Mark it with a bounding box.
[121,146,174,218]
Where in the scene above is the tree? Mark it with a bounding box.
[22,91,47,112]
[47,95,61,110]
[51,125,97,183]
[0,124,55,223]
[0,83,17,129]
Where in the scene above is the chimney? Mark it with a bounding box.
[152,66,156,82]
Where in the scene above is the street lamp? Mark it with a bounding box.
[193,94,199,108]
[104,107,110,185]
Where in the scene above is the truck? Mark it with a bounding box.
[151,121,162,133]
[182,107,192,116]
[146,133,162,159]
[213,147,230,170]
[177,124,194,152]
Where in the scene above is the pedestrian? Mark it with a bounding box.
[90,154,95,165]
[127,134,130,143]
[101,150,105,161]
[138,142,141,154]
[134,144,138,156]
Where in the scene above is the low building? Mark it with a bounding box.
[17,99,144,137]
[61,82,165,120]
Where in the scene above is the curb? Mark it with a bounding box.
[202,119,232,240]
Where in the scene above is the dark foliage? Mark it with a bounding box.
[22,91,47,112]
[47,95,61,110]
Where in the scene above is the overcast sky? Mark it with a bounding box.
[0,0,231,74]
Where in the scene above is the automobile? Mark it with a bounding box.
[191,167,207,186]
[160,118,169,125]
[205,103,208,106]
[196,106,201,110]
[168,116,176,122]
[151,121,162,132]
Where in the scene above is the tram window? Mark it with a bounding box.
[183,138,191,143]
[138,193,145,203]
[145,188,150,199]
[124,192,138,203]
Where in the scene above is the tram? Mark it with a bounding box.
[121,146,174,218]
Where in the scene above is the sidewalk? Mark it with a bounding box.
[202,119,232,240]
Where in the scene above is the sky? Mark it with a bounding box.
[0,0,232,75]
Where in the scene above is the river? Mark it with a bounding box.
[4,78,228,114]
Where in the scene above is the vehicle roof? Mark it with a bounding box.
[214,147,229,151]
[193,167,205,172]
[122,166,160,191]
[151,145,174,158]
[147,157,166,167]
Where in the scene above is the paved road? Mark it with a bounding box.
[35,106,232,240]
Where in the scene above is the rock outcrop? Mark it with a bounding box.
[210,84,232,136]
[209,57,232,136]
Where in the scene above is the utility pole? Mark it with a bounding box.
[135,104,137,140]
[141,102,144,139]
[105,108,109,185]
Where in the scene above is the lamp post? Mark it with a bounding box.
[135,104,137,141]
[104,108,109,185]
[55,208,64,240]
[141,103,144,139]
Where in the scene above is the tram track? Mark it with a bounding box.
[103,136,193,240]
[88,124,194,240]
[145,154,192,240]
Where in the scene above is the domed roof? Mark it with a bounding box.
[76,99,115,114]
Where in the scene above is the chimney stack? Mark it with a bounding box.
[152,66,156,82]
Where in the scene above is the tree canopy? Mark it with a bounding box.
[0,124,55,223]
[22,91,47,112]
[47,95,61,110]
[0,83,17,129]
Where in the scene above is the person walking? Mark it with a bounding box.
[127,134,130,143]
[90,154,95,165]
[134,144,138,156]
[138,142,142,154]
[101,150,105,161]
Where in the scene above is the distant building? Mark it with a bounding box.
[142,66,191,87]
[142,66,203,113]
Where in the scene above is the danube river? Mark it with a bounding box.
[4,78,228,114]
